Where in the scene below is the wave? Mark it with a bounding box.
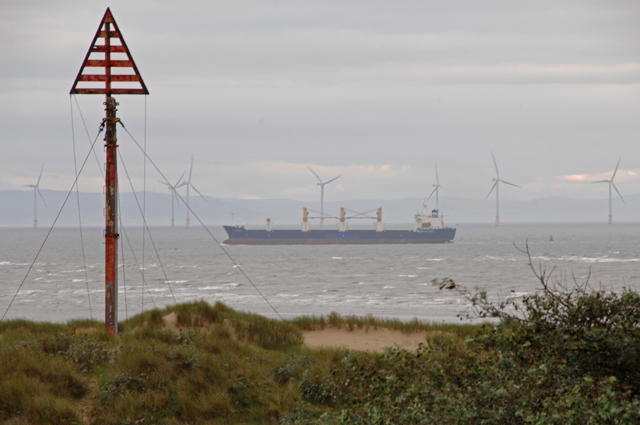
[558,256,639,263]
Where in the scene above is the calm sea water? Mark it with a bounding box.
[1,223,639,323]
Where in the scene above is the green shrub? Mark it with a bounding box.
[309,244,640,424]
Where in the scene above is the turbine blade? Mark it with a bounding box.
[500,180,521,188]
[426,187,437,202]
[485,182,497,200]
[324,175,341,185]
[308,167,322,183]
[190,183,208,201]
[591,180,609,184]
[434,161,439,185]
[174,191,181,210]
[611,157,621,180]
[158,180,171,187]
[188,154,194,183]
[612,182,625,204]
[36,164,44,186]
[491,151,499,179]
[175,171,186,187]
[37,188,48,209]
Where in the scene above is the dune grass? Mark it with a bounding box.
[289,311,480,338]
[0,301,479,424]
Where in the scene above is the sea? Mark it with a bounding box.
[1,223,639,324]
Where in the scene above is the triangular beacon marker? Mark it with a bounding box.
[70,8,148,336]
[70,8,148,95]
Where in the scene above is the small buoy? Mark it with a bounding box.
[549,235,553,242]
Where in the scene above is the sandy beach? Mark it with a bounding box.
[163,311,425,352]
[302,328,426,352]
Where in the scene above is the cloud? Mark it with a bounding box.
[2,1,640,204]
[254,161,410,180]
[561,170,639,183]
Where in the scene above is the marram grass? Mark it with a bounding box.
[0,301,479,424]
[288,311,479,337]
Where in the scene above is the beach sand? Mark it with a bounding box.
[302,328,425,352]
[162,312,425,353]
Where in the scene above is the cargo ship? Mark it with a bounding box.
[223,206,456,245]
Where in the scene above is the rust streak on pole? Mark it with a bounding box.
[104,19,119,336]
[104,94,119,335]
[70,8,148,336]
[104,95,119,335]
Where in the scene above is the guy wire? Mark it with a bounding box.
[70,95,93,319]
[119,122,283,320]
[1,125,105,321]
[118,150,177,307]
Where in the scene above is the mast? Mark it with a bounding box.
[71,8,149,335]
[104,94,119,335]
[33,186,38,229]
[495,182,500,226]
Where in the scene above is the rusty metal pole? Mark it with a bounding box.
[104,19,119,336]
[104,94,119,336]
[70,8,148,335]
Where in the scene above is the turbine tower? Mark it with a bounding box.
[592,158,624,224]
[159,172,185,227]
[23,164,47,229]
[426,161,445,211]
[308,167,340,227]
[485,152,520,226]
[183,154,207,228]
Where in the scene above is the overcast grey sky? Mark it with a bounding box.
[1,0,639,204]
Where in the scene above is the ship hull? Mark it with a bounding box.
[223,226,456,245]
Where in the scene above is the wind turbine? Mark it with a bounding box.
[592,158,624,224]
[485,152,520,226]
[308,167,340,227]
[159,172,185,227]
[23,164,47,229]
[182,155,207,228]
[426,161,445,211]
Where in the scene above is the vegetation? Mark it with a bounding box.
[307,246,640,424]
[1,247,639,424]
[0,301,315,424]
[289,311,478,338]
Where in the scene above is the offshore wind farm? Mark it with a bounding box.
[22,164,47,229]
[485,152,521,226]
[592,158,625,225]
[1,4,640,424]
[1,3,639,326]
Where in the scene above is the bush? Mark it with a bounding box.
[311,244,640,424]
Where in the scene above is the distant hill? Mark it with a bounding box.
[1,189,638,228]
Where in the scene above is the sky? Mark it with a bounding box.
[2,0,639,205]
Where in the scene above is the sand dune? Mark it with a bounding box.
[303,328,426,352]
